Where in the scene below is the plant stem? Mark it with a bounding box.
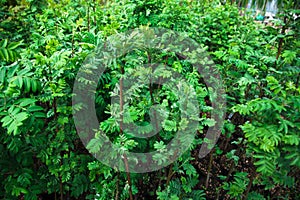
[294,74,299,95]
[123,154,134,200]
[119,65,133,200]
[120,76,124,133]
[53,97,57,119]
[275,16,287,68]
[158,169,162,188]
[225,160,235,182]
[148,51,161,141]
[243,170,255,199]
[93,0,96,27]
[166,164,174,187]
[215,187,221,200]
[223,133,231,151]
[115,172,119,200]
[71,26,75,57]
[205,149,215,188]
[59,175,63,200]
[87,2,90,32]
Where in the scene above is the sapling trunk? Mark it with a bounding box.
[115,172,119,200]
[225,160,235,182]
[148,51,161,141]
[166,164,174,187]
[59,175,63,200]
[205,149,215,188]
[123,154,134,200]
[87,4,90,32]
[226,137,245,182]
[295,75,299,95]
[119,65,133,200]
[93,0,96,27]
[71,27,75,57]
[243,166,255,200]
[275,16,288,68]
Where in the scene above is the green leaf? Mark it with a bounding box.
[15,112,28,122]
[282,50,296,64]
[7,121,17,134]
[154,141,166,151]
[33,112,46,118]
[182,163,197,176]
[28,105,44,112]
[24,77,31,92]
[0,39,8,48]
[18,98,37,107]
[0,66,6,83]
[163,120,177,131]
[1,115,13,127]
[7,40,23,50]
[0,48,9,61]
[31,80,38,92]
[86,138,103,153]
[201,118,216,127]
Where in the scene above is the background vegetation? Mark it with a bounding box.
[0,0,299,199]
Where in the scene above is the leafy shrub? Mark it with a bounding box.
[0,0,299,199]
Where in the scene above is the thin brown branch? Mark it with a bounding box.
[119,64,133,200]
[206,149,215,188]
[275,16,288,68]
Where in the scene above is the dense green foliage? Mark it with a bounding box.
[0,0,299,199]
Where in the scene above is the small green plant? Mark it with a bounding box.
[0,0,299,199]
[222,172,249,199]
